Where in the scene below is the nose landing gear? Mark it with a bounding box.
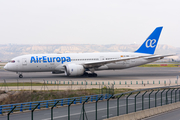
[16,72,23,78]
[19,74,23,78]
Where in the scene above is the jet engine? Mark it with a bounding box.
[64,64,85,76]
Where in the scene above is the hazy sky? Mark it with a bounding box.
[0,0,180,47]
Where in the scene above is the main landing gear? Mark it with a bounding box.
[82,72,97,77]
[19,74,23,78]
[88,73,97,77]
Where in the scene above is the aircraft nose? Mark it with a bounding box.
[4,64,8,70]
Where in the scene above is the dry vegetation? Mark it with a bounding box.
[0,88,133,105]
[0,90,88,105]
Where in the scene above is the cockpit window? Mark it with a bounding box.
[9,60,15,63]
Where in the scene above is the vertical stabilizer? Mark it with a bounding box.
[135,27,163,54]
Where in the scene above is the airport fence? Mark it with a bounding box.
[0,84,114,115]
[46,80,179,86]
[0,94,112,115]
[114,85,180,116]
[2,85,180,120]
[0,79,179,92]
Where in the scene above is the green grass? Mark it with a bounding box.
[139,64,180,67]
[0,82,116,86]
[0,82,71,86]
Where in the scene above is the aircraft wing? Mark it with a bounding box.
[144,54,176,59]
[82,56,148,68]
[82,54,176,68]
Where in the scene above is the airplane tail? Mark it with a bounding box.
[135,27,163,54]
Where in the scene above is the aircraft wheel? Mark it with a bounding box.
[93,73,97,77]
[88,74,93,77]
[88,73,97,77]
[81,72,89,77]
[84,72,89,77]
[19,74,23,78]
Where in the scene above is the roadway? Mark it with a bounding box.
[143,108,180,120]
[0,91,178,120]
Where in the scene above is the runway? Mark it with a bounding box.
[0,67,180,83]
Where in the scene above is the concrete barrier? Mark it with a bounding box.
[167,104,171,111]
[140,110,147,118]
[152,107,157,114]
[148,108,154,116]
[134,111,141,120]
[169,104,174,110]
[143,109,148,117]
[145,109,151,117]
[157,107,162,114]
[161,106,166,113]
[144,109,150,117]
[103,102,180,120]
[126,113,135,120]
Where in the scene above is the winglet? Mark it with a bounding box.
[135,27,163,54]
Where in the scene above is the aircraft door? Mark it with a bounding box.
[100,56,105,61]
[22,58,27,65]
[124,60,130,67]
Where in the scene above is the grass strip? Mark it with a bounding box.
[0,82,72,86]
[139,64,180,67]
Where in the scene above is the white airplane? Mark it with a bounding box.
[4,27,174,78]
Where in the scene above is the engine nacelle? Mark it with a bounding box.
[65,64,85,76]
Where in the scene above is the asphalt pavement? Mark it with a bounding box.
[143,108,180,120]
[0,67,180,83]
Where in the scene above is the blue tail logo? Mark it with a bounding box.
[145,39,156,48]
[135,27,163,54]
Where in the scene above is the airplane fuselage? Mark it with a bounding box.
[4,52,158,72]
